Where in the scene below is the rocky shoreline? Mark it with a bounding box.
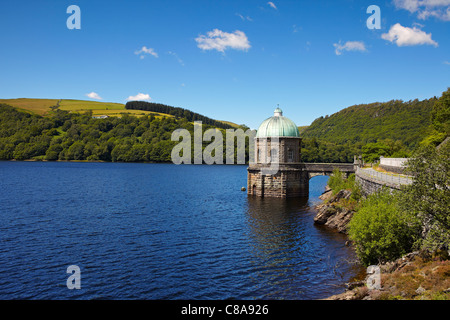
[324,250,450,300]
[314,186,450,300]
[313,186,364,299]
[313,186,355,234]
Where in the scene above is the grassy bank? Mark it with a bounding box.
[0,98,176,118]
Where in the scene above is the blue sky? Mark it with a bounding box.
[0,0,449,129]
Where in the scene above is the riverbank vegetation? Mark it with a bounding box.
[350,88,449,264]
[328,170,360,198]
[348,189,421,266]
[322,141,449,299]
[320,88,449,299]
[328,142,450,266]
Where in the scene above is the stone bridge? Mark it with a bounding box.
[247,162,356,198]
[302,163,355,179]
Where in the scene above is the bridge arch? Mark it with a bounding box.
[303,163,355,181]
[308,172,333,180]
[247,162,356,198]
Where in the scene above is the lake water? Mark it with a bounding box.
[0,161,363,300]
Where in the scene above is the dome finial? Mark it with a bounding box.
[274,105,283,116]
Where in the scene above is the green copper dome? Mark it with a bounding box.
[256,108,300,138]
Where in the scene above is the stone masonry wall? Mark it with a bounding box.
[355,172,401,196]
[379,157,407,174]
[247,168,309,198]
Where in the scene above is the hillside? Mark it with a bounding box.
[0,98,241,128]
[0,98,168,118]
[302,98,436,148]
[298,94,448,163]
[0,100,247,163]
[298,126,309,135]
[125,100,237,130]
[1,91,445,164]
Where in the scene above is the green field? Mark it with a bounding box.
[0,98,174,118]
[218,120,241,129]
[0,98,60,115]
[0,98,243,128]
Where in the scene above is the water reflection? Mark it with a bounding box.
[0,162,365,300]
[244,196,364,299]
[246,197,309,259]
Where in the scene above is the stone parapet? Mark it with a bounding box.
[355,167,413,195]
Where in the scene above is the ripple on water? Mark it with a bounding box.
[0,162,363,299]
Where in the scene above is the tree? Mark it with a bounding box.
[402,142,450,251]
[431,87,450,136]
[45,144,63,160]
[421,88,450,147]
[348,189,421,266]
[0,102,250,164]
[362,142,390,163]
[66,141,85,160]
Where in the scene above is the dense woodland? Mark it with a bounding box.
[300,94,447,163]
[0,88,448,163]
[303,98,435,146]
[0,104,251,163]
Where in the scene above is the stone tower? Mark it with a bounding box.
[247,107,309,198]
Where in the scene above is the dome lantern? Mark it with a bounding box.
[274,107,283,117]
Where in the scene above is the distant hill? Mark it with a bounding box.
[0,101,246,163]
[125,100,236,130]
[298,126,309,135]
[302,98,436,149]
[1,94,442,164]
[0,98,241,128]
[0,98,172,118]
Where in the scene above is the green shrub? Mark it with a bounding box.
[328,168,345,192]
[328,170,362,201]
[348,189,421,266]
[401,143,450,252]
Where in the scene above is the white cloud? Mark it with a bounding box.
[418,6,450,19]
[195,29,251,52]
[267,2,277,9]
[134,46,158,58]
[393,0,450,20]
[381,23,438,47]
[444,61,450,65]
[85,92,102,100]
[333,41,367,55]
[393,0,420,12]
[168,51,184,66]
[236,13,253,21]
[126,93,151,101]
